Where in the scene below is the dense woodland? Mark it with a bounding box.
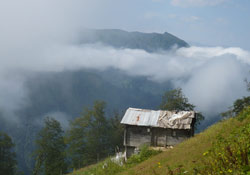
[0,69,168,175]
[0,88,200,175]
[1,87,249,175]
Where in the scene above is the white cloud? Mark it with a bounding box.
[171,0,227,7]
[1,41,249,119]
[144,12,163,20]
[0,0,249,122]
[182,15,201,22]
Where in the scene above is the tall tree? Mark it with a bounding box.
[84,101,110,163]
[109,111,124,152]
[66,101,119,169]
[65,116,87,169]
[221,81,250,118]
[160,88,195,111]
[232,96,250,115]
[0,132,17,175]
[33,117,67,175]
[160,88,204,127]
[221,96,250,118]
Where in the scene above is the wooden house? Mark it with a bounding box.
[121,108,196,158]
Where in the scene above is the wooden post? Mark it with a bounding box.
[124,125,127,160]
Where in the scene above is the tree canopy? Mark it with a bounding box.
[66,101,124,169]
[33,117,67,175]
[160,88,195,111]
[221,81,250,118]
[0,132,17,175]
[160,88,204,127]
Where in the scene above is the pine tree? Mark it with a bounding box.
[0,132,17,175]
[33,117,67,175]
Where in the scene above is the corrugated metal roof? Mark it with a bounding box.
[120,108,195,129]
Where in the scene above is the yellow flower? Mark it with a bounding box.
[203,152,208,156]
[228,169,232,173]
[158,166,162,168]
[157,162,161,165]
[220,171,223,174]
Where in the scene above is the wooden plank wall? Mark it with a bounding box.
[125,125,192,147]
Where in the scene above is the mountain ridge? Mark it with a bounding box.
[79,29,189,52]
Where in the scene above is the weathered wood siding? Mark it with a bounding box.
[125,125,192,147]
[152,128,168,147]
[166,129,191,146]
[125,126,151,147]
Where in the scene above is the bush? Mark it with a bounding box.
[196,117,250,174]
[70,146,161,175]
[126,145,161,166]
[237,106,250,121]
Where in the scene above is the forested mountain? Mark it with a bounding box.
[0,29,188,175]
[79,29,189,52]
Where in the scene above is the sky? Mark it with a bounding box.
[128,0,250,49]
[1,0,250,49]
[0,0,250,122]
[79,0,250,49]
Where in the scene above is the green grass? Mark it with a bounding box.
[68,145,160,175]
[68,107,250,175]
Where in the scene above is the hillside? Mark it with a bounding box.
[79,29,189,52]
[69,107,250,175]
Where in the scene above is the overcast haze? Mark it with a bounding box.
[0,0,250,121]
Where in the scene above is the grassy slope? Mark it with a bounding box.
[119,113,250,175]
[69,110,250,175]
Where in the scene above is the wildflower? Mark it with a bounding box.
[157,162,161,168]
[228,169,232,173]
[203,152,208,156]
[220,171,223,174]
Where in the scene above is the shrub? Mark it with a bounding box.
[237,106,250,121]
[126,145,161,166]
[70,145,161,175]
[196,123,250,174]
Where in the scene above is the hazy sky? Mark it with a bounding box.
[124,0,250,49]
[1,0,250,48]
[67,0,250,49]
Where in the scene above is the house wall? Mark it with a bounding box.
[124,125,192,147]
[151,128,168,147]
[166,129,191,146]
[125,126,151,147]
[124,125,193,158]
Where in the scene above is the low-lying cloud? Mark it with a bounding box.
[0,41,249,120]
[47,44,250,116]
[0,0,249,123]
